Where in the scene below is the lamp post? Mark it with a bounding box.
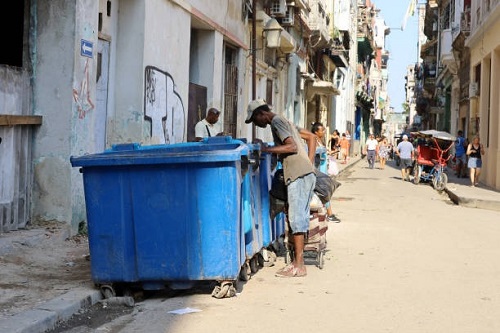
[263,18,282,49]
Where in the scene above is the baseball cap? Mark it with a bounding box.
[245,99,267,123]
[402,134,408,140]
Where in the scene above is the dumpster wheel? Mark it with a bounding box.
[100,284,116,299]
[239,262,251,281]
[258,249,277,267]
[250,256,259,273]
[317,251,325,269]
[211,281,236,299]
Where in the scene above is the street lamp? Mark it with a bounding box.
[263,18,282,49]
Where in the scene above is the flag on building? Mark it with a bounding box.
[401,0,417,31]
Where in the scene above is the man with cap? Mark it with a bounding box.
[395,134,414,181]
[194,108,223,141]
[245,99,316,278]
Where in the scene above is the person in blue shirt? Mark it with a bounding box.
[454,130,467,178]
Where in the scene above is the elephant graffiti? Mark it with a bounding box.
[145,66,185,144]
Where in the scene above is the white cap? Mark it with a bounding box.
[245,99,267,123]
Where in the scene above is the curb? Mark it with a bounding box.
[0,288,102,333]
[444,187,500,212]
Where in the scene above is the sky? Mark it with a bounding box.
[373,0,420,112]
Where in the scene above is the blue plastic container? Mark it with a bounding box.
[241,144,263,262]
[316,146,328,173]
[70,137,248,290]
[259,151,273,248]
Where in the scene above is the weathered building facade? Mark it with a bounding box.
[1,0,384,233]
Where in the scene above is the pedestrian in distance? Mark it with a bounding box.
[378,137,390,170]
[311,122,341,223]
[454,130,468,178]
[395,134,414,181]
[246,99,316,277]
[345,129,352,161]
[339,133,350,164]
[466,135,485,187]
[329,129,341,159]
[364,133,378,169]
[194,108,223,141]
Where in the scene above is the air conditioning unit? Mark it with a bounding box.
[270,0,287,17]
[281,7,294,25]
[469,82,479,97]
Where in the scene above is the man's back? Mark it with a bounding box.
[397,141,413,159]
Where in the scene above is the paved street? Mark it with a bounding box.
[28,157,499,333]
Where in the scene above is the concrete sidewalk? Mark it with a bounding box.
[1,155,499,333]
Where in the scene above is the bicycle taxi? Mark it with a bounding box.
[411,130,455,192]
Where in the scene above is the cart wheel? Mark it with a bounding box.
[433,172,448,192]
[285,249,294,264]
[250,256,259,273]
[413,165,421,184]
[317,251,325,269]
[239,263,251,281]
[100,284,116,299]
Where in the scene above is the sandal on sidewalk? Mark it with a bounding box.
[275,264,307,278]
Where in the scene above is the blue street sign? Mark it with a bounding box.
[81,40,93,58]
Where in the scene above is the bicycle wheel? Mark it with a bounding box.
[413,164,421,184]
[433,172,448,192]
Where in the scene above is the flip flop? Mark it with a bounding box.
[275,264,307,278]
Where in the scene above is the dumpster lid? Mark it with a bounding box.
[70,137,249,167]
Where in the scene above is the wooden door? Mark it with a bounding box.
[187,83,207,142]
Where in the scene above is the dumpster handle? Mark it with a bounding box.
[249,149,260,171]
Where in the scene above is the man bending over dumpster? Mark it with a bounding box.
[245,99,316,277]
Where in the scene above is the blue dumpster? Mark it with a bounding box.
[240,143,264,278]
[259,151,273,248]
[70,137,248,296]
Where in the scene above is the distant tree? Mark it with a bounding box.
[402,102,410,114]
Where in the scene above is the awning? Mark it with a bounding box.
[330,50,348,67]
[306,80,340,100]
[280,29,295,54]
[429,106,444,114]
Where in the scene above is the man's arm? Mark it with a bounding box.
[261,136,297,155]
[299,128,317,164]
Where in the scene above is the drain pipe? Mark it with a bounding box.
[251,0,257,140]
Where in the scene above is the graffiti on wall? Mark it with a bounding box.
[145,66,185,144]
[73,58,95,119]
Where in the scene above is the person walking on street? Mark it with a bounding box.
[454,130,468,178]
[378,137,390,170]
[364,134,378,169]
[329,130,341,159]
[194,108,223,141]
[466,136,485,187]
[311,122,341,223]
[395,134,414,181]
[246,99,316,277]
[339,133,350,164]
[345,129,352,160]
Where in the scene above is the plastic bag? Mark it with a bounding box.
[270,168,287,201]
[328,156,339,176]
[313,169,338,204]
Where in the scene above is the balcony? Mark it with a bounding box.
[460,9,471,32]
[440,29,454,66]
[308,0,330,45]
